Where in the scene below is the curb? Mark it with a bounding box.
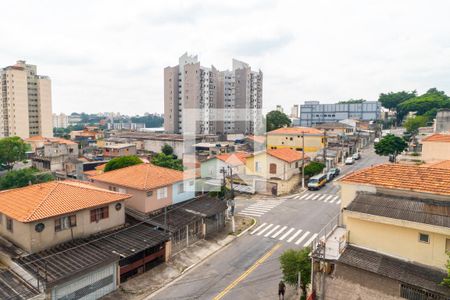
[237,217,257,237]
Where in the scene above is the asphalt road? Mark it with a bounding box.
[150,146,386,300]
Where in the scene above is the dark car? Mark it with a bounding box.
[329,167,340,177]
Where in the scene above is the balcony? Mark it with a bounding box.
[311,213,347,261]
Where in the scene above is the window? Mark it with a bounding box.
[270,163,277,174]
[147,191,153,197]
[255,161,260,172]
[295,162,299,168]
[6,217,13,232]
[157,187,168,199]
[189,180,194,186]
[178,183,184,194]
[55,215,76,232]
[108,186,117,192]
[419,233,429,243]
[90,206,109,223]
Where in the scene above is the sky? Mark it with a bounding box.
[1,0,450,115]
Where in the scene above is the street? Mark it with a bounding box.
[150,146,386,300]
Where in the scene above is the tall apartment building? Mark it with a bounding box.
[299,101,381,127]
[53,113,69,128]
[164,53,263,135]
[0,60,53,139]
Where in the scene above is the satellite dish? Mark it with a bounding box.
[35,223,45,233]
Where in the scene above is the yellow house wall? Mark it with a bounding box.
[421,141,450,162]
[266,134,324,157]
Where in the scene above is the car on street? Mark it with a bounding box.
[352,152,361,160]
[326,171,334,182]
[345,157,355,165]
[307,173,327,190]
[329,167,340,177]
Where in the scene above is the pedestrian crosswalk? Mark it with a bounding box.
[238,200,285,217]
[250,223,319,247]
[289,192,341,205]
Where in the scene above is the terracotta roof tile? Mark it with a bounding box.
[421,160,450,170]
[422,133,450,143]
[91,163,193,191]
[267,148,308,163]
[340,164,450,196]
[0,181,130,222]
[267,127,323,135]
[215,152,250,166]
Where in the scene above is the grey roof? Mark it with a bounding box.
[0,268,39,300]
[346,193,450,227]
[339,245,450,297]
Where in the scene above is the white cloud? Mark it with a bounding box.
[0,0,449,114]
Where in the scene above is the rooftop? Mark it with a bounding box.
[25,136,77,145]
[267,148,308,163]
[422,133,450,143]
[339,164,450,196]
[267,127,323,135]
[91,163,191,191]
[421,160,450,169]
[314,122,354,129]
[246,135,266,144]
[102,143,136,149]
[0,181,131,223]
[215,152,249,166]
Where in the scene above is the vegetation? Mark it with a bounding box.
[130,115,164,128]
[404,115,428,134]
[338,98,366,104]
[304,161,325,177]
[374,134,408,161]
[151,153,183,171]
[0,168,54,190]
[442,253,450,287]
[397,88,450,121]
[279,247,311,296]
[378,90,417,110]
[161,144,174,156]
[104,156,142,172]
[0,137,29,170]
[266,110,291,132]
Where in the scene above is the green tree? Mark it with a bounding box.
[338,98,366,104]
[442,253,450,287]
[304,161,325,177]
[151,153,183,171]
[279,247,311,296]
[104,156,142,172]
[374,134,408,161]
[266,110,291,132]
[161,144,174,156]
[378,90,417,110]
[404,115,428,134]
[130,115,164,128]
[0,137,29,170]
[397,88,450,121]
[0,168,54,190]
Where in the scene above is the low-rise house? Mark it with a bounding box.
[421,133,450,162]
[266,127,324,158]
[100,143,137,158]
[201,152,249,179]
[311,164,450,300]
[314,122,355,136]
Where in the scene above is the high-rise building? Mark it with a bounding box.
[52,113,69,129]
[290,104,299,118]
[164,53,263,135]
[0,60,53,138]
[276,105,284,113]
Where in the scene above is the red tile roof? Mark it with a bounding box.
[422,133,450,143]
[0,181,130,222]
[247,135,266,144]
[268,127,323,135]
[340,163,450,196]
[215,152,250,166]
[421,160,450,170]
[267,148,308,163]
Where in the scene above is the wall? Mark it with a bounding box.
[245,153,299,181]
[37,77,53,138]
[8,68,30,138]
[172,180,196,204]
[266,134,324,157]
[421,141,450,162]
[143,139,184,158]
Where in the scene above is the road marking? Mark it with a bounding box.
[250,223,267,235]
[336,199,341,204]
[311,194,320,200]
[213,243,282,300]
[317,194,327,201]
[242,207,271,212]
[329,196,337,203]
[248,205,277,209]
[238,212,263,217]
[295,231,310,245]
[264,225,280,237]
[287,229,303,243]
[304,193,315,200]
[324,195,333,202]
[271,226,287,238]
[303,233,318,247]
[299,194,309,200]
[279,228,295,241]
[256,224,273,236]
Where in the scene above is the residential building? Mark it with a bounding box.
[164,53,263,135]
[276,105,284,113]
[0,60,53,139]
[299,101,381,127]
[311,164,450,300]
[435,109,450,133]
[101,143,137,158]
[201,152,250,179]
[266,127,325,158]
[314,122,355,136]
[52,113,69,128]
[290,105,299,118]
[421,133,450,162]
[107,122,146,131]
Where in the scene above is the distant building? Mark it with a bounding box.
[68,113,82,124]
[266,127,325,158]
[276,105,284,113]
[107,122,146,131]
[53,113,69,128]
[101,143,137,158]
[435,109,450,133]
[299,101,381,127]
[421,133,450,162]
[164,53,263,135]
[290,104,299,118]
[0,60,53,138]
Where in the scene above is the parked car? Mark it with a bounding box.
[345,157,355,165]
[329,167,340,177]
[307,173,327,190]
[326,171,334,182]
[352,152,361,160]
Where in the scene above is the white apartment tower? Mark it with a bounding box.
[164,53,263,135]
[0,60,53,139]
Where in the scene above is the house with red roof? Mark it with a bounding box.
[421,133,450,162]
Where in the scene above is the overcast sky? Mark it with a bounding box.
[1,0,450,115]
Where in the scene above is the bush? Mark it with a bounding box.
[279,247,311,296]
[0,168,54,190]
[304,161,325,177]
[104,156,142,172]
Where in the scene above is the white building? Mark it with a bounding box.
[53,113,69,128]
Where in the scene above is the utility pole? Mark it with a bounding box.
[322,130,327,171]
[227,166,235,233]
[301,133,305,189]
[297,271,302,296]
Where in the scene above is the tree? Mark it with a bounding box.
[151,153,183,171]
[378,90,417,110]
[304,161,325,177]
[338,99,366,104]
[104,156,142,172]
[404,115,428,134]
[442,253,450,287]
[397,88,450,121]
[374,134,408,161]
[130,115,164,128]
[161,144,174,156]
[279,247,311,296]
[0,168,54,190]
[0,137,29,170]
[266,110,291,132]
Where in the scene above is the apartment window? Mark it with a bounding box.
[157,187,168,199]
[270,163,277,174]
[419,233,429,243]
[178,183,184,194]
[55,215,76,232]
[108,186,117,192]
[90,206,109,223]
[147,191,153,197]
[295,162,299,168]
[6,217,13,232]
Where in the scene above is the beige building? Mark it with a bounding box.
[52,112,69,128]
[0,60,53,139]
[311,164,450,300]
[266,127,325,158]
[0,180,130,253]
[421,133,450,162]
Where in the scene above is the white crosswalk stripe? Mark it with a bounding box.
[256,224,273,236]
[291,192,341,205]
[249,223,319,247]
[238,199,285,217]
[287,229,303,243]
[279,228,295,241]
[250,223,267,235]
[271,226,287,238]
[303,233,318,247]
[295,231,310,245]
[299,194,309,200]
[304,193,315,200]
[264,225,280,237]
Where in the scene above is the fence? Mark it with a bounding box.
[311,213,342,255]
